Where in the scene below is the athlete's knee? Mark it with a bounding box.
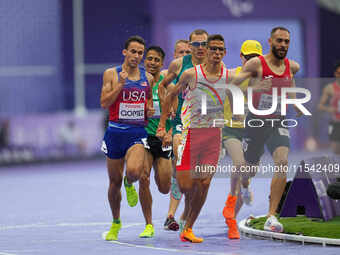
[177,178,193,194]
[109,175,123,188]
[125,168,141,183]
[274,158,288,168]
[158,181,170,194]
[139,173,150,187]
[200,177,212,190]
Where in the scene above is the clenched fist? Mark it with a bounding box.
[118,70,128,85]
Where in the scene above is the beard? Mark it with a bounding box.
[272,46,287,60]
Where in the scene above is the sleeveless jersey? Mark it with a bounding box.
[331,82,340,121]
[109,65,150,126]
[145,74,172,135]
[252,56,292,118]
[173,55,194,122]
[181,64,227,130]
[224,66,249,128]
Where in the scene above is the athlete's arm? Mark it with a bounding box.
[167,83,178,117]
[158,68,193,130]
[288,61,303,116]
[158,57,183,108]
[231,58,260,88]
[146,72,155,118]
[100,68,125,109]
[286,61,300,99]
[318,83,335,113]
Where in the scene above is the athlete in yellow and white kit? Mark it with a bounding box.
[222,40,263,239]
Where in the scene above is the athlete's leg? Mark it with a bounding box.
[169,133,184,201]
[224,138,244,197]
[106,157,125,241]
[234,184,243,216]
[154,157,172,194]
[139,151,154,225]
[107,157,125,219]
[125,144,145,183]
[165,133,183,230]
[268,146,289,216]
[185,173,213,230]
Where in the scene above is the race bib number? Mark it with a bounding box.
[119,103,144,120]
[258,94,281,115]
[153,101,161,118]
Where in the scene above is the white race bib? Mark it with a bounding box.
[258,94,281,115]
[119,103,144,120]
[153,101,161,118]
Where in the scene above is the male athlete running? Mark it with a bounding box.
[222,40,263,239]
[163,39,191,231]
[157,29,209,234]
[100,36,155,241]
[159,34,227,243]
[138,46,173,238]
[231,27,301,233]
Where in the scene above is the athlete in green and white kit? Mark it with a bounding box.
[139,46,173,238]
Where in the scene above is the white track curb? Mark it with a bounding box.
[239,216,340,247]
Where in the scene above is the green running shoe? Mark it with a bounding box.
[105,220,122,241]
[139,224,154,238]
[124,176,138,207]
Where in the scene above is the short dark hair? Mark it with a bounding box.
[175,39,189,48]
[271,27,290,37]
[189,29,208,41]
[207,34,225,44]
[146,46,166,61]
[124,35,145,49]
[335,61,340,72]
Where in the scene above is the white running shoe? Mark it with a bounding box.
[241,186,253,206]
[264,215,284,233]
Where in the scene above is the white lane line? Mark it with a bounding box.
[0,222,144,231]
[0,252,16,255]
[101,232,235,255]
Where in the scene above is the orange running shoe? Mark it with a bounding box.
[222,194,237,219]
[180,228,204,243]
[226,218,240,239]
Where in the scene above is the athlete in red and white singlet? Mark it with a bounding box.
[158,34,226,243]
[231,27,300,234]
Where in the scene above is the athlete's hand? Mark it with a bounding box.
[147,107,155,118]
[252,79,272,92]
[118,70,128,85]
[163,132,172,146]
[156,127,166,140]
